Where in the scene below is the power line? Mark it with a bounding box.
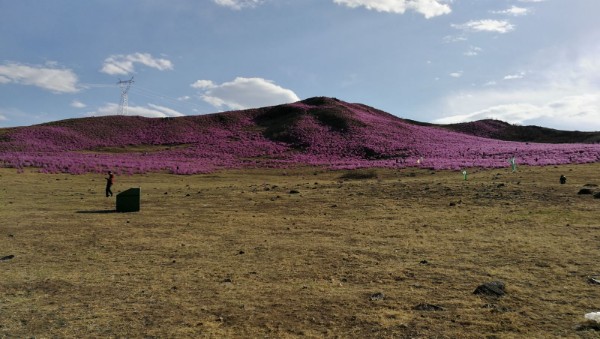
[80,83,116,89]
[116,76,135,115]
[130,85,210,113]
[84,79,213,115]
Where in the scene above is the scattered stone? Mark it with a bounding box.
[581,312,600,330]
[586,312,600,321]
[0,255,15,261]
[594,192,600,199]
[578,188,594,195]
[473,281,506,297]
[497,183,505,188]
[588,277,600,285]
[413,303,444,311]
[238,250,245,255]
[289,190,300,194]
[370,292,385,301]
[576,322,600,332]
[419,260,429,265]
[449,202,456,207]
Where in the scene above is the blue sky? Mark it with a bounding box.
[1,0,599,131]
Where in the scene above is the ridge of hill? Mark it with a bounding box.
[441,119,600,144]
[1,97,599,174]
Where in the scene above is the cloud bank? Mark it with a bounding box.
[333,0,451,18]
[434,49,600,131]
[89,103,185,118]
[213,0,264,10]
[493,6,530,16]
[101,53,174,75]
[192,77,300,110]
[0,62,79,93]
[71,100,86,108]
[452,20,515,33]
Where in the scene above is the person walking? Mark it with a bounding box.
[106,171,115,197]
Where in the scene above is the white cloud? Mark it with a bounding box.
[435,102,540,125]
[192,77,300,110]
[213,0,264,10]
[443,35,467,43]
[333,0,452,18]
[89,103,185,118]
[464,46,482,57]
[433,48,600,131]
[191,80,216,89]
[0,62,79,93]
[518,0,544,2]
[71,100,86,108]
[493,6,530,16]
[449,71,463,78]
[101,53,174,75]
[503,72,526,80]
[452,20,515,33]
[435,95,600,131]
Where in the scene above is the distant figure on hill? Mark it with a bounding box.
[560,175,567,185]
[106,171,115,197]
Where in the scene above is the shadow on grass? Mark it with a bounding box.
[76,209,117,214]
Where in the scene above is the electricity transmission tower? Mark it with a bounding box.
[116,76,134,115]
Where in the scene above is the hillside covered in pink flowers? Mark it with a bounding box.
[1,97,599,174]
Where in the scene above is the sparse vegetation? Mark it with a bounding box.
[2,164,600,337]
[339,169,378,180]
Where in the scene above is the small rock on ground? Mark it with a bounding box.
[369,292,385,301]
[413,303,444,311]
[473,281,506,297]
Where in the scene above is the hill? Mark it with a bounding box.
[1,97,599,174]
[441,119,600,144]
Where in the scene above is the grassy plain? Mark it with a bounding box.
[1,164,600,338]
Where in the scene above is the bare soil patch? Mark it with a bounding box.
[1,164,600,338]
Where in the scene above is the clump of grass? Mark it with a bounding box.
[339,169,377,180]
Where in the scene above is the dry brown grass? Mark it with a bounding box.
[2,164,600,338]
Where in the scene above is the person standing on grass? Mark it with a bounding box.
[106,171,115,197]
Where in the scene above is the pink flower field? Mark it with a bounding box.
[1,97,599,174]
